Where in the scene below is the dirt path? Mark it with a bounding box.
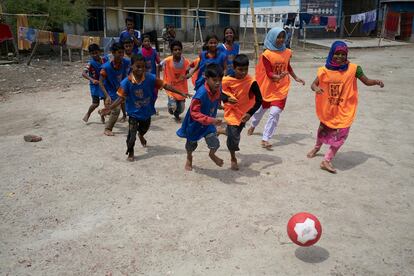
[1,45,413,275]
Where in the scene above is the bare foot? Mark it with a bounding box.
[320,160,337,174]
[261,140,272,149]
[185,157,193,171]
[119,116,127,123]
[307,147,320,158]
[100,115,105,124]
[104,129,114,136]
[230,159,239,171]
[82,113,89,123]
[209,153,224,167]
[138,134,147,147]
[247,126,255,136]
[127,154,135,162]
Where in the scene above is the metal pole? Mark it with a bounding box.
[249,0,259,63]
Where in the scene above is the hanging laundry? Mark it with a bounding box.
[66,34,83,49]
[18,27,37,43]
[362,21,376,33]
[364,10,377,23]
[350,13,366,24]
[37,30,51,44]
[385,12,400,38]
[299,13,312,28]
[16,15,30,50]
[285,13,297,26]
[0,23,13,43]
[82,36,101,51]
[320,16,328,26]
[50,32,67,46]
[310,15,321,25]
[326,16,337,32]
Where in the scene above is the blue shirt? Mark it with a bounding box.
[119,29,141,54]
[101,58,131,101]
[218,42,240,76]
[194,51,226,91]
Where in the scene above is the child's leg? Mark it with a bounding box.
[205,133,223,167]
[137,117,151,147]
[104,106,120,136]
[185,140,198,171]
[226,125,243,170]
[262,106,282,147]
[248,106,266,135]
[83,96,100,122]
[167,97,176,115]
[174,100,185,120]
[126,117,139,161]
[320,145,340,173]
[120,102,127,122]
[307,135,323,158]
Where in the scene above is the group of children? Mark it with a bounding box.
[82,26,384,174]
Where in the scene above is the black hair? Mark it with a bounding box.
[121,37,133,45]
[142,34,151,41]
[125,17,134,24]
[233,54,249,68]
[170,40,182,51]
[131,54,145,65]
[110,42,124,52]
[204,63,224,78]
[204,33,219,47]
[223,26,236,43]
[88,43,100,53]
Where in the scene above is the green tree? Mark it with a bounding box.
[2,0,89,30]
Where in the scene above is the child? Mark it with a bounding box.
[119,17,141,54]
[141,34,160,76]
[81,43,108,123]
[221,54,262,170]
[159,40,191,122]
[191,34,227,91]
[100,54,188,161]
[307,41,384,173]
[218,27,240,76]
[99,42,131,136]
[177,64,224,171]
[247,27,305,148]
[122,38,134,61]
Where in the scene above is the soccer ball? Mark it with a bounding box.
[287,212,322,246]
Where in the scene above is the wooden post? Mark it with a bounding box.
[68,48,72,62]
[60,46,63,63]
[27,16,48,66]
[249,0,259,63]
[378,4,387,47]
[197,9,203,47]
[103,0,107,37]
[193,0,201,54]
[142,0,146,33]
[242,8,248,49]
[303,26,306,49]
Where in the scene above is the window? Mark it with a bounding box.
[164,9,181,29]
[87,9,103,31]
[193,11,206,29]
[219,12,230,26]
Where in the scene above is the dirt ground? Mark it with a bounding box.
[1,44,413,276]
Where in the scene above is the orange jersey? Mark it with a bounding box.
[222,74,256,126]
[255,49,292,101]
[315,63,358,129]
[162,56,190,100]
[191,57,200,86]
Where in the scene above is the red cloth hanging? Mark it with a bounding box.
[0,23,14,43]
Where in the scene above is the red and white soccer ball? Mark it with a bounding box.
[287,212,322,247]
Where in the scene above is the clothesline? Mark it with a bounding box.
[0,12,49,17]
[106,7,208,18]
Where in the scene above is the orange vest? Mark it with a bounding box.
[163,56,190,100]
[191,57,200,86]
[315,63,358,128]
[255,49,292,101]
[222,75,255,126]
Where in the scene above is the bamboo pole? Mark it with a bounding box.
[249,0,259,62]
[242,8,248,49]
[27,16,49,66]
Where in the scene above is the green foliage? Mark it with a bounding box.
[2,0,89,30]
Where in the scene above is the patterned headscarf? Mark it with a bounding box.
[325,41,349,71]
[263,27,286,51]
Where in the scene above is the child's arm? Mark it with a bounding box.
[82,64,99,84]
[263,56,288,81]
[99,74,111,105]
[242,81,263,123]
[288,62,305,85]
[155,53,161,79]
[357,70,384,87]
[190,99,222,126]
[310,77,324,94]
[100,97,124,115]
[163,83,192,98]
